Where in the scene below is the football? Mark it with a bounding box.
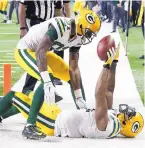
[97,35,115,61]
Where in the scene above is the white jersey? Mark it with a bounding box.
[54,109,120,139]
[17,17,82,51]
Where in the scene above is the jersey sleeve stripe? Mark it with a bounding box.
[59,18,65,32]
[108,115,120,138]
[55,18,63,36]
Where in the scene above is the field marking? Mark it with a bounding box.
[0,59,15,61]
[0,70,16,73]
[0,63,18,65]
[0,67,20,69]
[0,40,18,43]
[0,50,13,53]
[7,53,14,55]
[3,56,14,58]
[0,33,19,35]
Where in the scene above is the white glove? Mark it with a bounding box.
[76,97,87,109]
[44,82,56,105]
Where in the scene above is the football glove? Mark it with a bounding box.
[114,43,120,61]
[103,47,116,69]
[44,82,56,105]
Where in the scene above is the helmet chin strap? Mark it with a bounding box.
[119,104,136,121]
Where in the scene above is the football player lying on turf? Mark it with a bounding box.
[0,45,144,139]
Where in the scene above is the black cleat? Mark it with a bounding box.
[139,55,144,59]
[22,125,46,140]
[0,116,2,123]
[1,20,7,23]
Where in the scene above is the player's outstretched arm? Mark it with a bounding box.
[105,62,117,109]
[95,48,116,130]
[105,44,120,109]
[95,68,109,131]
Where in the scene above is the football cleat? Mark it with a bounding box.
[22,125,46,140]
[0,116,2,123]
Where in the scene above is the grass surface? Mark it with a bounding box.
[0,14,24,95]
[119,27,144,103]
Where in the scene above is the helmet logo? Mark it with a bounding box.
[132,122,140,133]
[86,14,95,24]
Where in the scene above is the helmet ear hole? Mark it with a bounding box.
[122,121,126,125]
[80,24,82,28]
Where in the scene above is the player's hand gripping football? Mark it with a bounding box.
[103,47,117,69]
[44,82,56,105]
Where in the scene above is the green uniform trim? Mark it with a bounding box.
[55,18,63,36]
[18,50,40,78]
[46,24,58,42]
[60,18,65,32]
[108,115,120,138]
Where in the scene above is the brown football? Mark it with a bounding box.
[97,35,115,61]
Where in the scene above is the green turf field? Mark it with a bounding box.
[0,15,24,95]
[119,27,144,103]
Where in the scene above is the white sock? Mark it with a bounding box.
[3,15,7,20]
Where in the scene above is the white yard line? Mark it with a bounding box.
[3,56,14,58]
[0,70,16,73]
[0,40,18,43]
[0,33,19,35]
[0,59,15,61]
[0,50,13,53]
[0,63,18,65]
[7,53,14,55]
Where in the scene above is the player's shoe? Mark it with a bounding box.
[22,125,46,140]
[0,116,2,123]
[1,20,7,23]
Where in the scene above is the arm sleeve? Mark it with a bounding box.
[45,23,58,42]
[69,46,81,53]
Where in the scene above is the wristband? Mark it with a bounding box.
[40,71,51,83]
[74,89,82,99]
[103,64,110,69]
[20,27,26,30]
[113,60,118,63]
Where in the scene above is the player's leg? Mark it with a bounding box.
[105,62,117,109]
[0,106,20,122]
[0,91,15,117]
[11,92,46,139]
[14,91,61,138]
[0,1,2,13]
[1,0,8,23]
